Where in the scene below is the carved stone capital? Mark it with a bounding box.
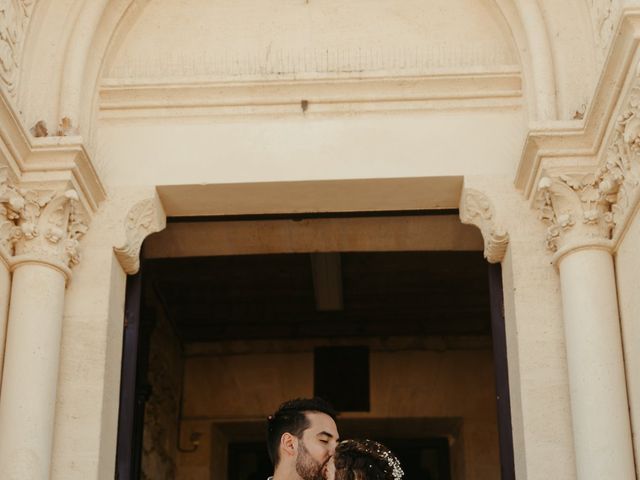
[534,61,640,253]
[459,188,509,263]
[0,168,24,254]
[0,166,89,272]
[114,196,166,275]
[534,171,618,253]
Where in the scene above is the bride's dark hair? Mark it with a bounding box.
[334,440,403,480]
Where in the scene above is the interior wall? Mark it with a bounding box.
[615,207,640,470]
[141,307,183,480]
[177,340,499,480]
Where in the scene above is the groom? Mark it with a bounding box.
[267,397,339,480]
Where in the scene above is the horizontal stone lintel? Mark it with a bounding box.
[99,67,522,118]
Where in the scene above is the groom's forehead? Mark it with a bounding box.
[304,411,338,436]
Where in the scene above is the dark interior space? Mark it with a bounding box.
[118,249,511,480]
[143,251,491,342]
[314,346,371,412]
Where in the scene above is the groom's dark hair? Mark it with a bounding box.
[266,397,337,466]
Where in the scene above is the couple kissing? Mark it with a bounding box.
[266,398,403,480]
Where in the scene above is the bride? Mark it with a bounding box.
[323,440,404,480]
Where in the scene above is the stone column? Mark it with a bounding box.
[0,249,10,387]
[0,168,21,389]
[536,174,636,479]
[0,182,88,480]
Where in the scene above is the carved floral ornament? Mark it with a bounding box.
[535,62,640,253]
[459,189,509,264]
[114,197,166,275]
[0,167,88,269]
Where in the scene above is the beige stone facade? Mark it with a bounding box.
[0,1,639,479]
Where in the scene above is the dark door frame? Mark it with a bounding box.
[488,263,516,479]
[114,220,517,480]
[115,269,155,480]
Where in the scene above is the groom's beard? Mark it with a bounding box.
[295,440,326,480]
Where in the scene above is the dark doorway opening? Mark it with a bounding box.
[115,248,514,479]
[227,442,273,480]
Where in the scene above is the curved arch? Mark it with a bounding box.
[491,0,558,120]
[15,0,143,138]
[512,0,558,120]
[59,0,151,144]
[57,0,111,124]
[74,0,533,137]
[19,0,563,142]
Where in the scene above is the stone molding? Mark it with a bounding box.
[0,79,106,217]
[459,188,509,263]
[0,0,36,96]
[515,10,640,198]
[100,68,523,118]
[590,0,619,64]
[0,166,88,277]
[114,196,166,275]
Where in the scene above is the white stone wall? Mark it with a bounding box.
[0,1,638,479]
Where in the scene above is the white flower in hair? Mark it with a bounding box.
[336,439,404,480]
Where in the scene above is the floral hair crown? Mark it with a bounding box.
[336,439,404,480]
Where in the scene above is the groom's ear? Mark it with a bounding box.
[280,432,297,458]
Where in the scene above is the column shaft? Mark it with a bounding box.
[0,257,10,388]
[558,248,635,479]
[0,263,67,480]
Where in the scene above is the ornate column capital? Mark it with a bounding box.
[459,188,509,263]
[0,168,23,255]
[534,171,617,258]
[0,167,89,279]
[534,61,640,260]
